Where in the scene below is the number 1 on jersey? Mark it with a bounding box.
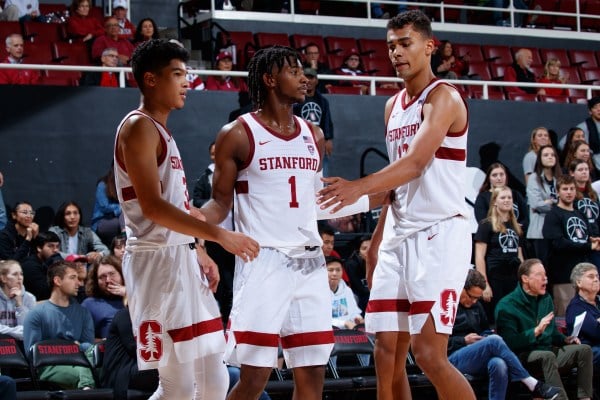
[288,176,299,208]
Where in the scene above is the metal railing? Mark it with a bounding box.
[1,62,598,99]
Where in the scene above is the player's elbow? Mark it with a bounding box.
[138,199,164,222]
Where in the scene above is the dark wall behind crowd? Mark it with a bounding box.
[0,86,588,224]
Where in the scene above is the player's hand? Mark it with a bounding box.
[482,286,493,302]
[535,311,554,336]
[317,176,363,213]
[219,231,259,263]
[106,282,126,297]
[86,251,102,263]
[189,206,206,221]
[196,246,220,292]
[464,333,482,345]
[565,336,580,345]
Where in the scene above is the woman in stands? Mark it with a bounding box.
[205,49,248,92]
[0,201,38,262]
[558,126,585,166]
[132,18,159,47]
[49,201,109,263]
[537,58,569,97]
[522,126,550,184]
[432,40,469,79]
[563,140,599,181]
[81,255,125,339]
[66,0,104,43]
[474,163,528,230]
[526,144,561,266]
[0,260,36,340]
[91,164,123,246]
[475,186,524,322]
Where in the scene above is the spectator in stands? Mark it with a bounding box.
[111,0,135,41]
[343,235,371,313]
[80,47,120,87]
[526,145,561,265]
[328,256,363,329]
[206,49,248,92]
[302,43,331,93]
[66,0,104,43]
[0,3,18,21]
[474,162,528,229]
[319,224,341,259]
[192,141,216,208]
[475,186,524,322]
[523,126,550,184]
[431,40,468,80]
[101,306,158,397]
[90,163,123,245]
[543,175,598,316]
[21,231,61,301]
[563,140,599,181]
[109,235,125,260]
[370,2,406,19]
[293,67,334,176]
[81,255,125,339]
[132,17,159,47]
[228,90,252,122]
[558,127,585,167]
[576,96,600,170]
[92,16,135,66]
[448,269,561,400]
[66,254,89,303]
[49,201,109,262]
[565,262,600,368]
[0,34,40,85]
[0,260,35,340]
[495,258,594,400]
[504,48,538,95]
[0,172,6,230]
[0,201,38,262]
[3,0,43,22]
[538,58,569,97]
[337,48,368,95]
[23,260,96,389]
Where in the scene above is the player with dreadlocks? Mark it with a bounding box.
[201,45,376,399]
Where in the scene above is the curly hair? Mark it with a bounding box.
[85,255,124,298]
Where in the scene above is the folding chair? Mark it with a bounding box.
[327,329,374,379]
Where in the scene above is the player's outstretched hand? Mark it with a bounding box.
[220,231,260,263]
[196,246,220,292]
[317,176,363,213]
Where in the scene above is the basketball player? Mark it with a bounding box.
[318,10,474,400]
[200,45,375,400]
[113,39,259,399]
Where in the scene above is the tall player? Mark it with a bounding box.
[201,45,375,400]
[318,10,475,400]
[113,40,259,399]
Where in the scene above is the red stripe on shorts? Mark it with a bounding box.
[409,301,435,316]
[280,330,334,349]
[234,331,280,347]
[168,317,224,343]
[366,299,411,313]
[434,147,466,161]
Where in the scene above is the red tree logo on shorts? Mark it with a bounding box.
[139,320,163,362]
[439,289,458,326]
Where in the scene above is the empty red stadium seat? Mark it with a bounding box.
[363,57,394,77]
[539,95,570,103]
[326,54,345,72]
[0,21,23,40]
[40,69,81,86]
[22,42,53,64]
[539,48,570,66]
[255,32,290,48]
[452,43,485,63]
[357,38,388,59]
[23,22,63,43]
[469,89,506,100]
[581,68,600,84]
[568,49,598,68]
[327,85,363,95]
[507,92,538,101]
[434,0,462,23]
[52,42,92,66]
[554,0,578,29]
[373,86,400,96]
[581,0,600,31]
[296,0,320,14]
[528,0,557,27]
[571,96,590,104]
[39,3,68,15]
[561,66,582,84]
[482,45,513,64]
[489,63,510,80]
[325,36,357,55]
[467,61,492,81]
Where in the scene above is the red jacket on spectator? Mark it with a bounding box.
[538,76,568,97]
[116,18,136,41]
[67,13,105,41]
[0,57,40,85]
[205,76,248,92]
[92,35,134,64]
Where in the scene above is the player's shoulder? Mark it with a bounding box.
[428,81,464,103]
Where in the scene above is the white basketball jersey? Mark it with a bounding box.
[383,80,469,246]
[235,113,322,256]
[114,110,194,248]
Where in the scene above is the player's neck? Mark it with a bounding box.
[256,107,296,136]
[138,101,170,126]
[403,71,436,100]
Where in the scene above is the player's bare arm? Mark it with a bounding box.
[117,115,259,260]
[201,120,250,225]
[318,84,467,212]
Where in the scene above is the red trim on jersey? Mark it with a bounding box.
[249,112,301,141]
[401,78,438,109]
[422,81,469,137]
[121,186,137,201]
[280,331,334,349]
[366,299,411,313]
[234,331,280,347]
[435,147,466,161]
[168,317,224,343]
[237,115,255,171]
[235,180,249,194]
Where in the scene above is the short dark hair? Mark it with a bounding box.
[386,9,432,40]
[47,260,77,289]
[517,258,542,282]
[34,231,60,250]
[318,225,335,237]
[556,174,575,191]
[464,268,486,290]
[325,255,344,265]
[131,39,189,91]
[587,96,600,110]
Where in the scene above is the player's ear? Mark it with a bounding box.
[143,71,157,88]
[425,38,434,56]
[262,72,276,89]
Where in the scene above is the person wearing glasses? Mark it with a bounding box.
[91,16,134,66]
[337,48,369,95]
[448,269,561,400]
[80,47,120,87]
[0,201,38,262]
